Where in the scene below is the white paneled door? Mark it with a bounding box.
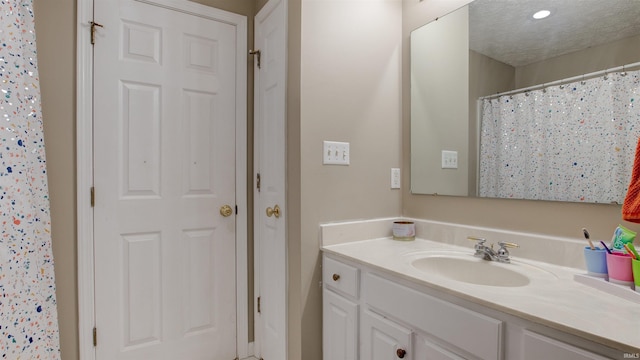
[254,0,287,359]
[92,0,239,359]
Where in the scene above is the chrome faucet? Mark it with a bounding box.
[468,236,519,263]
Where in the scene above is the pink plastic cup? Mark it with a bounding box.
[606,252,633,286]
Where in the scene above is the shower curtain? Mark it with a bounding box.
[479,69,640,203]
[0,1,60,358]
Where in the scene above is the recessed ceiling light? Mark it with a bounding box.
[533,10,551,19]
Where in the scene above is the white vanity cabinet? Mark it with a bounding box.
[322,253,620,360]
[323,253,500,360]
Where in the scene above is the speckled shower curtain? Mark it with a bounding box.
[0,1,60,358]
[479,69,640,203]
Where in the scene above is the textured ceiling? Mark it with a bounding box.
[469,0,640,67]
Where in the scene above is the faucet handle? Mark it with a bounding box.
[467,236,486,245]
[496,241,519,263]
[498,241,519,249]
[468,236,487,257]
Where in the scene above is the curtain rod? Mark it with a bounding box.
[478,61,640,101]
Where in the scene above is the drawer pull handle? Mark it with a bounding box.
[396,348,406,358]
[332,274,340,281]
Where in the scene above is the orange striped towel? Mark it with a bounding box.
[623,137,640,223]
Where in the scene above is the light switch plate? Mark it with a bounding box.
[441,150,458,169]
[323,141,350,165]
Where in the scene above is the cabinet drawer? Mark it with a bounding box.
[324,256,360,299]
[365,273,503,360]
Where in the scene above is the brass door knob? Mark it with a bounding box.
[266,204,281,218]
[220,204,233,217]
[396,349,407,358]
[332,274,340,281]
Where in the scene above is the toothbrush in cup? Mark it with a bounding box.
[624,244,638,260]
[600,241,612,254]
[628,243,640,259]
[582,228,595,250]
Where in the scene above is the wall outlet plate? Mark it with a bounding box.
[391,168,401,189]
[323,141,350,165]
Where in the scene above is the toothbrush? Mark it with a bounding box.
[624,244,637,260]
[600,241,612,254]
[628,243,640,259]
[582,228,595,250]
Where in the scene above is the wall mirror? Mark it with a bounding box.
[410,0,640,203]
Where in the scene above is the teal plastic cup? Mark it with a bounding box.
[583,246,608,277]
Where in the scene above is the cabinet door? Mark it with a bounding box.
[414,333,465,360]
[361,310,412,360]
[324,289,359,360]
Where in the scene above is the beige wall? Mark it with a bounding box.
[300,1,403,359]
[33,1,77,359]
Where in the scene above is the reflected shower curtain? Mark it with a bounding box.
[479,69,640,203]
[0,1,60,358]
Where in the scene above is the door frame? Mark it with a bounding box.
[76,1,248,359]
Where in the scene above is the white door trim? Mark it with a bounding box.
[76,1,248,359]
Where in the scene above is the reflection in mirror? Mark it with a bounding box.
[410,0,640,203]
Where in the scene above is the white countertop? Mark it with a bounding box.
[322,237,640,353]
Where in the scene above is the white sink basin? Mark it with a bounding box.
[410,254,552,287]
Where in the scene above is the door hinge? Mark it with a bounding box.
[92,327,97,347]
[89,21,104,45]
[257,296,261,314]
[256,173,261,192]
[249,49,261,69]
[90,187,95,207]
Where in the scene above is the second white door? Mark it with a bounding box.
[254,0,288,359]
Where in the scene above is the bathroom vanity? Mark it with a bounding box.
[321,219,640,360]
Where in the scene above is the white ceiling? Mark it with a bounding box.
[468,0,640,67]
